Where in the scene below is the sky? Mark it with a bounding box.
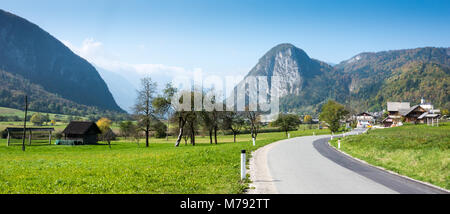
[1,0,450,90]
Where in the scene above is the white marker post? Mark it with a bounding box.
[288,133,290,139]
[241,150,246,180]
[313,132,315,136]
[252,138,256,146]
[338,140,341,149]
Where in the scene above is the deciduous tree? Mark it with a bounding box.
[272,113,300,136]
[319,100,349,132]
[133,77,158,147]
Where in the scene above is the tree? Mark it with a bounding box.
[200,110,222,144]
[119,121,134,139]
[96,117,112,134]
[173,90,201,147]
[152,83,177,140]
[133,77,157,147]
[30,113,43,126]
[272,113,300,136]
[151,120,167,138]
[319,100,349,132]
[130,124,141,146]
[442,109,449,117]
[245,109,261,140]
[102,128,116,149]
[303,115,312,124]
[222,111,245,143]
[200,110,215,144]
[42,113,50,125]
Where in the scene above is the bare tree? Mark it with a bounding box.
[174,90,199,147]
[245,109,261,140]
[222,111,245,143]
[133,77,157,147]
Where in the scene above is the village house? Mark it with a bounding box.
[417,98,441,126]
[382,98,441,127]
[356,112,375,128]
[382,102,410,127]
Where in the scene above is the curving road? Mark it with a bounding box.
[249,129,447,194]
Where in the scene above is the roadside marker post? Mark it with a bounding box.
[313,132,315,136]
[252,138,255,146]
[288,133,290,139]
[241,150,246,180]
[338,140,341,149]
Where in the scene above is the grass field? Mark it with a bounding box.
[0,128,331,194]
[330,123,450,190]
[0,106,84,120]
[0,107,91,132]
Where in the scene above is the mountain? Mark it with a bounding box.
[240,44,450,114]
[0,9,124,115]
[335,47,450,111]
[235,43,348,114]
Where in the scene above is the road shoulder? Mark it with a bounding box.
[247,139,287,194]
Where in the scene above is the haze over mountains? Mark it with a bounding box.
[0,9,448,116]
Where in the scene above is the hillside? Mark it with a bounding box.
[373,62,449,110]
[0,9,124,114]
[0,69,119,116]
[241,44,449,114]
[336,47,450,111]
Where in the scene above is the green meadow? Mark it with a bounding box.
[330,123,450,190]
[0,128,330,194]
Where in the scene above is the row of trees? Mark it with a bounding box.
[126,77,352,148]
[130,77,266,147]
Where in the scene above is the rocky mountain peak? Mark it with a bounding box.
[244,43,330,97]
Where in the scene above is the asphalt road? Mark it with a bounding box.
[261,129,447,194]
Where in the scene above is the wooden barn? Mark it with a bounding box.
[62,121,101,144]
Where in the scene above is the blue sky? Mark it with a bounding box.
[1,0,450,83]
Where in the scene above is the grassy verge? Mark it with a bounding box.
[330,123,450,190]
[0,128,330,194]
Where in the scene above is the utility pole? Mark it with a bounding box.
[21,95,28,151]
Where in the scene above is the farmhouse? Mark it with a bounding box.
[383,98,441,127]
[383,102,410,127]
[401,105,427,123]
[62,121,101,144]
[356,112,374,128]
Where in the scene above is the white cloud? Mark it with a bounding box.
[61,38,197,87]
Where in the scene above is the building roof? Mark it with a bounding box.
[387,102,410,112]
[401,105,426,116]
[418,112,440,119]
[357,112,373,117]
[62,121,101,135]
